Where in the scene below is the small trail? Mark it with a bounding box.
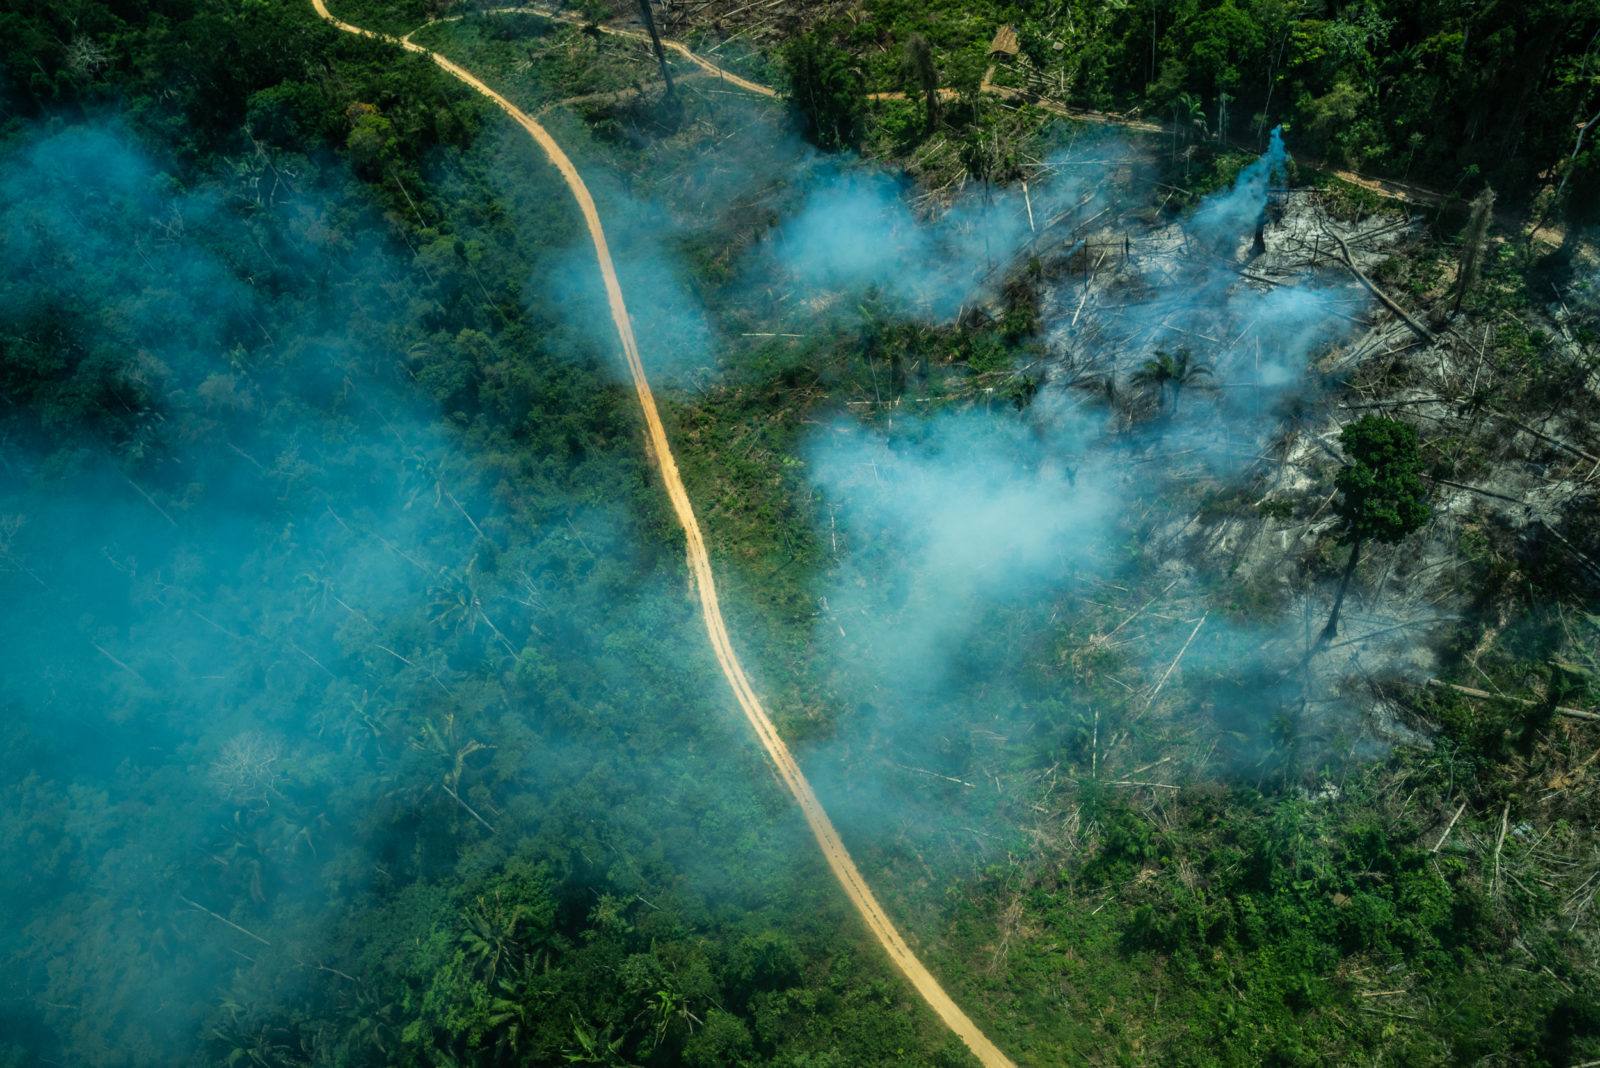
[869,66,1162,133]
[406,7,1435,208]
[403,5,778,97]
[309,3,1016,1064]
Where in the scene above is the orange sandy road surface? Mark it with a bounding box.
[308,3,1017,1064]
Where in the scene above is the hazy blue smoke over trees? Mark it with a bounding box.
[0,69,1390,1068]
[0,118,849,1065]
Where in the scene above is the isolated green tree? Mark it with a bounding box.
[959,132,996,192]
[943,50,987,126]
[959,131,1020,269]
[1321,415,1431,643]
[784,32,863,151]
[1131,348,1210,415]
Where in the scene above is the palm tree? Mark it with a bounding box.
[460,894,524,985]
[565,1016,634,1065]
[1171,92,1207,171]
[1131,348,1211,416]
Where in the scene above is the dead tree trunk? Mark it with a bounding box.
[634,0,674,99]
[1320,537,1362,645]
[1452,187,1495,315]
[1321,225,1435,343]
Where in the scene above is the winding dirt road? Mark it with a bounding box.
[308,3,1017,1064]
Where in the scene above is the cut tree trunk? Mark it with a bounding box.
[1320,537,1362,645]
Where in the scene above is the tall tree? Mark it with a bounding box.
[1451,187,1495,315]
[901,32,938,136]
[634,0,674,99]
[1171,91,1207,172]
[1320,415,1431,644]
[784,31,863,151]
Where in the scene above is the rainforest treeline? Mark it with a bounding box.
[14,0,1600,208]
[789,0,1600,210]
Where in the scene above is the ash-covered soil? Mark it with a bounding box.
[1017,170,1599,752]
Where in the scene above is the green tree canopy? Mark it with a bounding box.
[1321,414,1431,642]
[1333,414,1431,546]
[784,30,864,151]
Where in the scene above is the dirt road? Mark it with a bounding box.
[309,3,1017,1064]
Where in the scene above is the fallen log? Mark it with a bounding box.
[1319,225,1436,344]
[1426,678,1600,722]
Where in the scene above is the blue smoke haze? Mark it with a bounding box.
[763,149,1108,320]
[1,100,1401,1063]
[782,130,1382,865]
[0,118,826,1063]
[1188,125,1289,251]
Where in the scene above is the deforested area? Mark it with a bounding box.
[3,1,1599,1065]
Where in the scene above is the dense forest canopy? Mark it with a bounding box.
[779,0,1600,211]
[4,0,1600,1065]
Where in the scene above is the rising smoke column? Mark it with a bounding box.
[1188,125,1290,253]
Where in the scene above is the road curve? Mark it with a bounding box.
[308,3,1017,1064]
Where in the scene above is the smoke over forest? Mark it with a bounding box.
[6,0,1600,1064]
[0,116,843,1062]
[0,93,1362,1060]
[0,86,1365,1049]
